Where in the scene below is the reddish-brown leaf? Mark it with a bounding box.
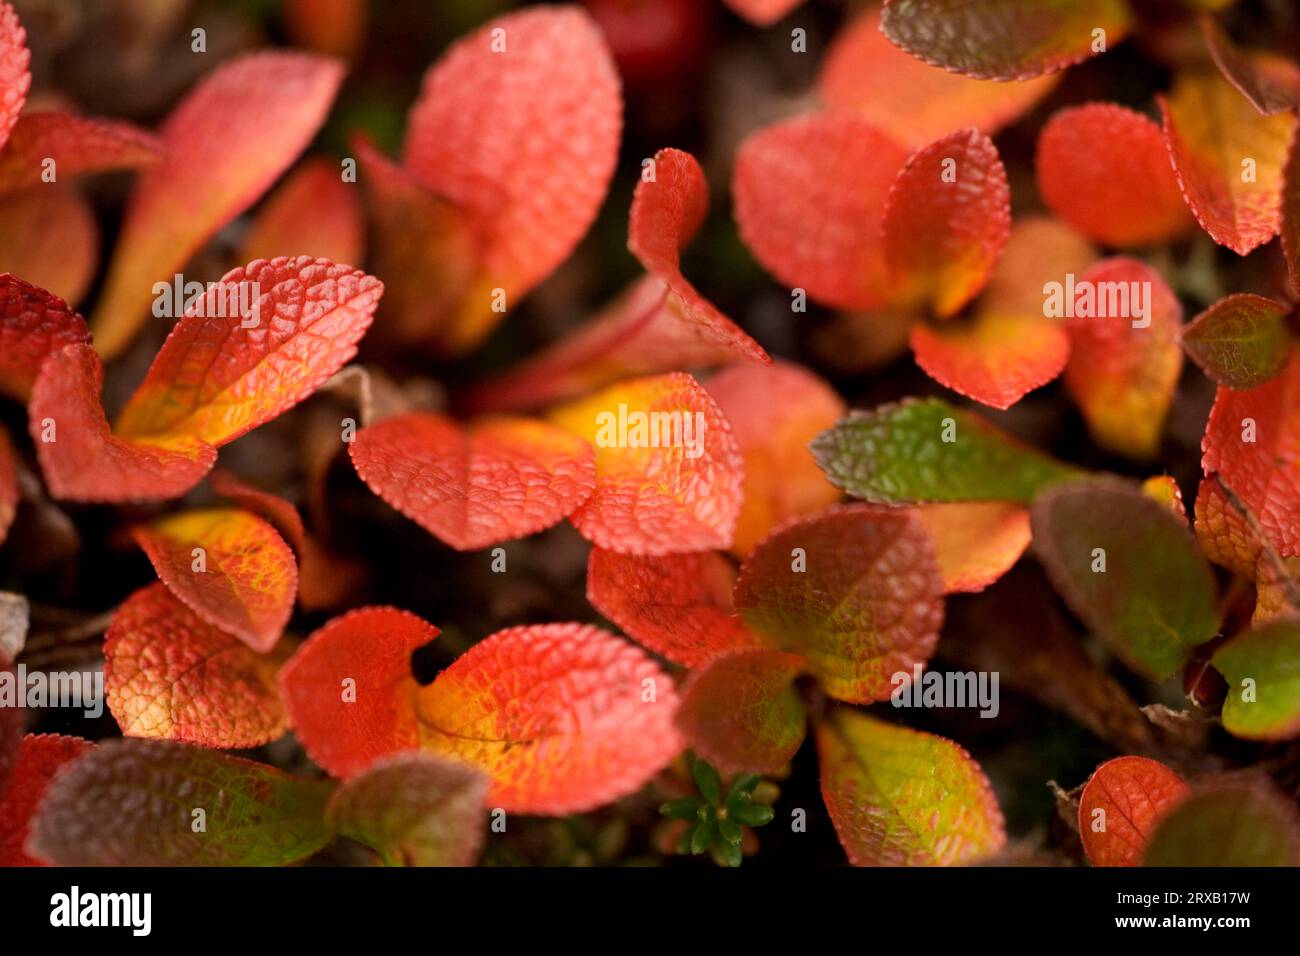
[911,313,1069,410]
[0,112,163,195]
[0,734,91,867]
[1078,756,1188,866]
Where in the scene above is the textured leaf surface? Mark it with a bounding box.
[1160,71,1295,256]
[1213,621,1300,740]
[116,257,382,448]
[29,344,217,502]
[676,649,806,774]
[0,185,98,307]
[325,753,488,866]
[104,584,287,748]
[1031,479,1220,679]
[210,469,308,553]
[586,548,761,668]
[818,8,1057,150]
[1077,756,1188,867]
[416,623,681,814]
[1202,16,1300,116]
[241,156,363,267]
[402,7,620,352]
[1194,476,1269,576]
[27,739,333,866]
[734,505,944,703]
[1142,475,1188,522]
[0,735,90,867]
[910,312,1069,410]
[350,412,595,551]
[1201,349,1300,556]
[913,502,1031,593]
[279,607,437,778]
[1181,293,1291,390]
[0,1,29,151]
[0,273,90,402]
[1144,781,1300,866]
[133,508,297,652]
[91,52,343,357]
[549,372,743,554]
[817,709,1005,866]
[733,113,907,309]
[883,128,1010,317]
[706,362,845,555]
[1063,258,1184,458]
[0,111,163,195]
[812,397,1080,505]
[1036,103,1193,247]
[880,0,1132,81]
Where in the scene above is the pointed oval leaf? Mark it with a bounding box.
[27,739,333,866]
[734,505,945,703]
[0,734,91,867]
[817,708,1005,866]
[0,112,163,195]
[1032,478,1221,679]
[349,412,596,551]
[1144,781,1300,866]
[241,156,364,267]
[91,52,344,358]
[1212,621,1300,740]
[1181,293,1292,390]
[586,548,762,668]
[0,1,30,150]
[0,273,90,402]
[104,584,287,748]
[913,501,1031,594]
[1077,755,1188,867]
[416,622,682,814]
[0,185,98,308]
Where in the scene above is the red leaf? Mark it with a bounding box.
[279,606,437,778]
[0,2,30,151]
[349,412,596,551]
[719,0,802,27]
[0,734,91,867]
[0,273,90,402]
[91,52,344,358]
[241,156,364,268]
[0,112,164,195]
[29,344,217,502]
[979,215,1098,319]
[883,129,1010,318]
[1036,103,1193,247]
[586,548,764,667]
[104,584,288,748]
[0,185,98,307]
[676,648,806,774]
[1078,756,1188,867]
[911,313,1070,410]
[401,6,620,352]
[1194,476,1266,577]
[733,113,908,310]
[1202,16,1300,116]
[115,256,382,448]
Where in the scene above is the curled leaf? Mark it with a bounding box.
[1077,756,1188,867]
[910,313,1069,410]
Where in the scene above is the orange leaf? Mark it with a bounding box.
[720,0,802,27]
[0,185,98,307]
[1063,258,1184,458]
[911,312,1070,410]
[241,156,363,267]
[210,469,307,553]
[1142,475,1188,523]
[706,361,845,555]
[29,344,217,502]
[116,256,382,448]
[416,622,681,814]
[401,7,620,352]
[1078,755,1188,867]
[1194,476,1266,577]
[349,412,596,551]
[279,606,437,778]
[912,501,1031,593]
[1160,71,1295,256]
[0,273,90,402]
[1036,103,1193,247]
[676,648,806,775]
[818,7,1057,150]
[0,734,90,867]
[733,113,908,310]
[586,548,764,667]
[104,584,287,748]
[883,128,1010,318]
[132,508,297,653]
[0,112,163,195]
[979,215,1098,319]
[283,0,367,59]
[548,372,743,554]
[0,427,14,546]
[91,52,344,358]
[0,2,30,151]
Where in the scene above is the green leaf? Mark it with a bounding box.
[727,774,760,802]
[27,739,333,866]
[691,818,716,855]
[1144,782,1300,866]
[693,756,722,806]
[324,753,488,867]
[731,801,775,827]
[1212,621,1300,740]
[661,797,704,820]
[1180,293,1292,390]
[812,398,1080,505]
[713,840,743,867]
[1032,478,1221,679]
[718,817,744,845]
[816,708,1005,866]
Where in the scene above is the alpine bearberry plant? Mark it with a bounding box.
[0,0,1299,873]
